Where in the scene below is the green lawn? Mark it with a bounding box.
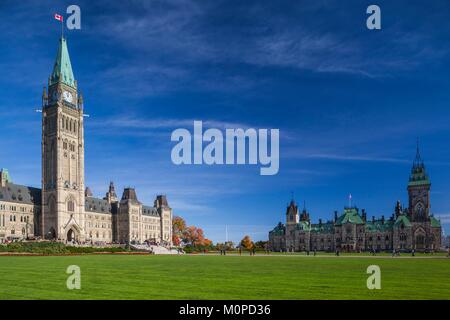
[0,254,449,299]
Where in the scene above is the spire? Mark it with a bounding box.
[104,181,118,203]
[49,37,76,88]
[78,91,84,108]
[409,139,430,187]
[414,138,423,167]
[42,86,48,106]
[108,181,117,197]
[289,191,295,206]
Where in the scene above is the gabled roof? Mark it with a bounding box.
[335,207,364,225]
[430,215,441,228]
[49,37,76,88]
[394,214,412,227]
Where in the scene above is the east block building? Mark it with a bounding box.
[0,37,172,245]
[269,149,442,252]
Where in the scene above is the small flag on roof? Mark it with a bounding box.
[54,13,63,22]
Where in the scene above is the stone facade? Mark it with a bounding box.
[269,147,442,252]
[0,37,172,245]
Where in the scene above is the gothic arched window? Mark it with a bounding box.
[415,202,425,220]
[67,200,75,212]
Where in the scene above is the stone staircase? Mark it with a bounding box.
[131,244,182,255]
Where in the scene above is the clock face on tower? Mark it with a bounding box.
[63,91,73,103]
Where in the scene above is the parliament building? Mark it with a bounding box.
[0,37,173,245]
[269,149,442,252]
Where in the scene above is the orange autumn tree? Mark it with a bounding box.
[240,235,254,250]
[172,216,212,249]
[182,226,212,247]
[172,216,186,246]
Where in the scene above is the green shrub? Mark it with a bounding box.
[0,242,130,254]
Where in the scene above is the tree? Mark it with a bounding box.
[224,241,234,250]
[172,216,186,247]
[171,216,212,250]
[254,241,268,249]
[240,235,254,250]
[182,226,212,248]
[203,238,212,247]
[172,234,181,246]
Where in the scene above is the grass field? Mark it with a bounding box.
[0,254,449,300]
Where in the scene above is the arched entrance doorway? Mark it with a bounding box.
[415,234,425,249]
[67,228,78,243]
[414,228,426,250]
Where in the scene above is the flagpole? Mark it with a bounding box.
[61,18,64,39]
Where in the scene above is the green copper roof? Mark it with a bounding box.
[366,219,394,232]
[49,37,76,88]
[295,221,311,231]
[335,207,364,225]
[311,222,334,233]
[269,222,285,236]
[0,168,12,183]
[430,216,441,228]
[394,214,412,227]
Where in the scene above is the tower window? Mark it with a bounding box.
[67,200,75,212]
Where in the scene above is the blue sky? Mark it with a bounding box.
[1,0,450,243]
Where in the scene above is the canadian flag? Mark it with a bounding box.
[54,13,63,22]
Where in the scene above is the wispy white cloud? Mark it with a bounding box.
[435,214,450,225]
[303,154,410,164]
[91,116,251,130]
[74,0,450,99]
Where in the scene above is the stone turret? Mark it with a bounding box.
[122,188,139,202]
[395,200,402,217]
[286,198,299,225]
[42,86,48,106]
[154,195,169,208]
[0,168,12,187]
[85,187,93,198]
[105,181,118,203]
